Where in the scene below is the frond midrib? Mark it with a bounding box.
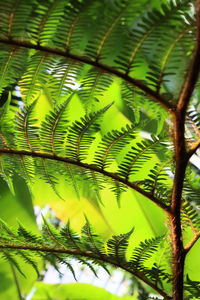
[0,147,169,212]
[0,38,173,112]
[0,241,171,299]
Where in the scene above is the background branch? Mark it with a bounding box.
[0,39,174,112]
[0,242,172,299]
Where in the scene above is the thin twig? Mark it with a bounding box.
[0,38,174,112]
[0,242,172,299]
[188,139,200,158]
[0,147,170,213]
[184,233,200,253]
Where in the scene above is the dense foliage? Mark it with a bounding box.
[0,0,200,299]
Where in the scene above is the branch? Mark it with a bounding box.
[0,242,172,299]
[177,0,200,113]
[184,233,200,253]
[0,38,174,113]
[188,139,200,158]
[0,147,170,213]
[170,2,200,298]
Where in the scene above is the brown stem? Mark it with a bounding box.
[170,2,200,299]
[0,38,174,112]
[0,242,171,299]
[0,147,170,213]
[170,113,187,300]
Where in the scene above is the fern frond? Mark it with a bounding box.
[118,136,162,180]
[37,158,63,200]
[85,0,127,61]
[0,219,170,298]
[106,229,133,264]
[15,100,39,151]
[60,221,82,251]
[141,163,172,204]
[37,0,66,47]
[115,0,192,76]
[49,58,82,103]
[0,154,13,189]
[184,275,200,298]
[81,219,104,256]
[181,200,200,232]
[65,103,113,161]
[40,94,73,154]
[64,164,81,200]
[16,155,35,185]
[1,250,25,277]
[109,181,127,207]
[94,124,136,170]
[19,52,53,103]
[121,82,169,135]
[130,237,162,271]
[17,250,40,277]
[0,45,27,96]
[79,68,113,110]
[82,170,105,205]
[53,0,92,52]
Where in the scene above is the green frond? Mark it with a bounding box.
[37,158,63,200]
[49,59,82,104]
[106,229,134,263]
[181,201,200,231]
[1,250,25,277]
[15,100,39,151]
[17,250,40,277]
[183,176,200,206]
[0,45,28,97]
[0,219,169,296]
[53,0,93,52]
[81,219,104,255]
[60,221,82,251]
[0,154,13,188]
[141,163,172,204]
[130,237,162,271]
[121,81,169,135]
[64,164,81,200]
[16,155,35,185]
[115,0,192,79]
[17,224,42,245]
[85,0,127,61]
[19,52,54,103]
[40,94,73,154]
[0,0,34,40]
[65,103,113,161]
[118,136,163,180]
[82,170,105,205]
[94,124,136,170]
[77,257,99,278]
[184,275,200,298]
[109,181,127,207]
[79,68,113,110]
[37,1,66,47]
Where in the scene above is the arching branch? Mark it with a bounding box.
[0,147,170,213]
[0,38,174,112]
